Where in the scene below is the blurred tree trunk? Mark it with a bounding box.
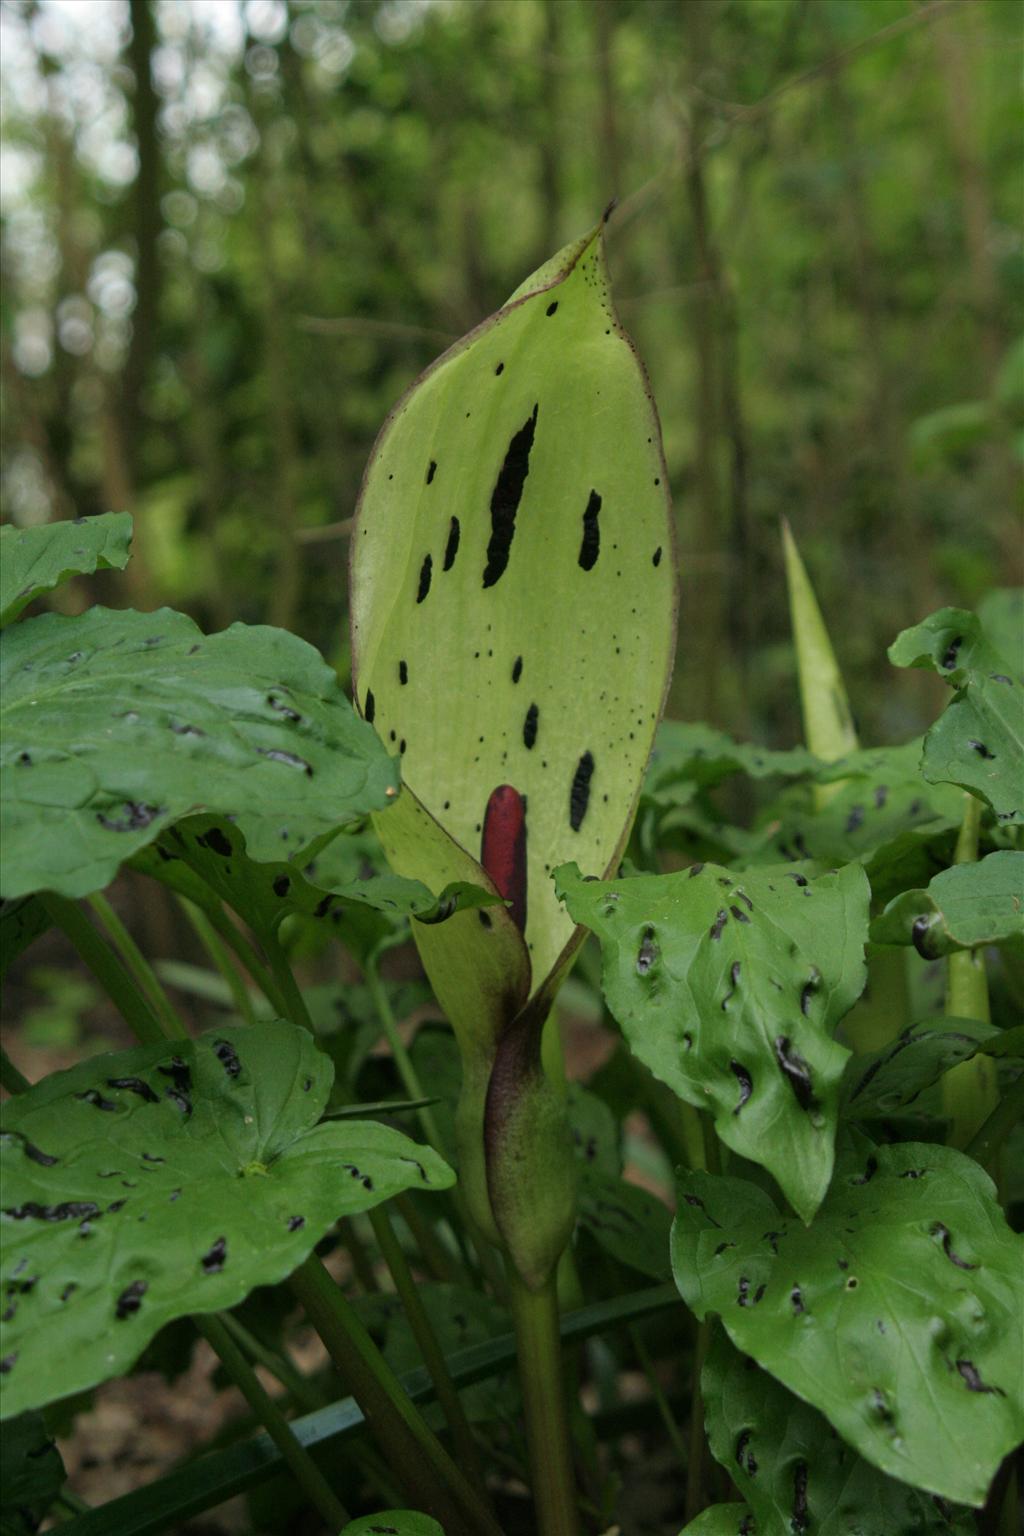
[537,0,563,264]
[932,3,1002,389]
[103,0,161,606]
[593,0,622,201]
[679,0,727,724]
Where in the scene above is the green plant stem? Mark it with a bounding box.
[684,1317,712,1523]
[40,895,165,1045]
[0,1047,31,1095]
[680,1103,706,1171]
[943,793,996,1147]
[262,929,316,1034]
[364,961,502,1298]
[289,1253,502,1536]
[630,1322,688,1467]
[364,960,444,1150]
[193,1313,348,1529]
[368,1203,490,1503]
[964,1070,1024,1170]
[178,895,289,1018]
[87,893,188,1040]
[340,1216,381,1294]
[508,1272,581,1536]
[179,900,259,1026]
[394,1192,461,1284]
[218,1312,326,1413]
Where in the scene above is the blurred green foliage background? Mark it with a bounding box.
[2,0,1021,747]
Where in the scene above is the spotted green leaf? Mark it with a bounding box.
[0,1020,453,1419]
[870,850,1024,958]
[702,1331,973,1536]
[577,1168,673,1281]
[0,513,132,629]
[643,722,818,806]
[340,1515,443,1536]
[0,606,399,901]
[555,859,869,1221]
[671,1142,1024,1506]
[889,608,1023,825]
[734,744,964,902]
[840,1016,1002,1119]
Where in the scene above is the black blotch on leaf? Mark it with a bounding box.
[76,1089,117,1112]
[107,1077,159,1104]
[273,875,291,898]
[442,516,461,572]
[735,1429,758,1477]
[578,490,601,571]
[956,1359,1004,1395]
[775,1038,816,1109]
[417,553,433,603]
[364,690,376,724]
[19,1137,58,1167]
[426,459,437,484]
[267,695,301,722]
[652,547,663,567]
[202,1236,227,1274]
[845,804,865,834]
[851,1156,878,1185]
[197,827,232,857]
[792,1461,809,1532]
[398,659,408,686]
[636,926,659,974]
[710,909,728,941]
[288,1215,305,1232]
[115,1280,147,1319]
[523,703,539,749]
[259,748,313,777]
[569,751,595,831]
[941,636,963,670]
[98,802,163,834]
[730,1060,753,1112]
[931,1222,978,1270]
[483,404,538,587]
[911,916,940,960]
[791,1285,805,1314]
[546,301,559,316]
[214,1039,241,1079]
[512,655,523,684]
[730,905,751,924]
[967,739,995,759]
[4,1200,100,1222]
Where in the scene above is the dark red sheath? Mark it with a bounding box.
[481,784,528,935]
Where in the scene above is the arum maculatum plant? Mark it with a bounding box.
[350,213,676,1532]
[3,228,1024,1536]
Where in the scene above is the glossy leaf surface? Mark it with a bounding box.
[671,1142,1024,1505]
[0,514,132,629]
[702,1331,973,1535]
[889,608,1023,824]
[556,859,869,1220]
[1,607,398,900]
[0,1021,452,1418]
